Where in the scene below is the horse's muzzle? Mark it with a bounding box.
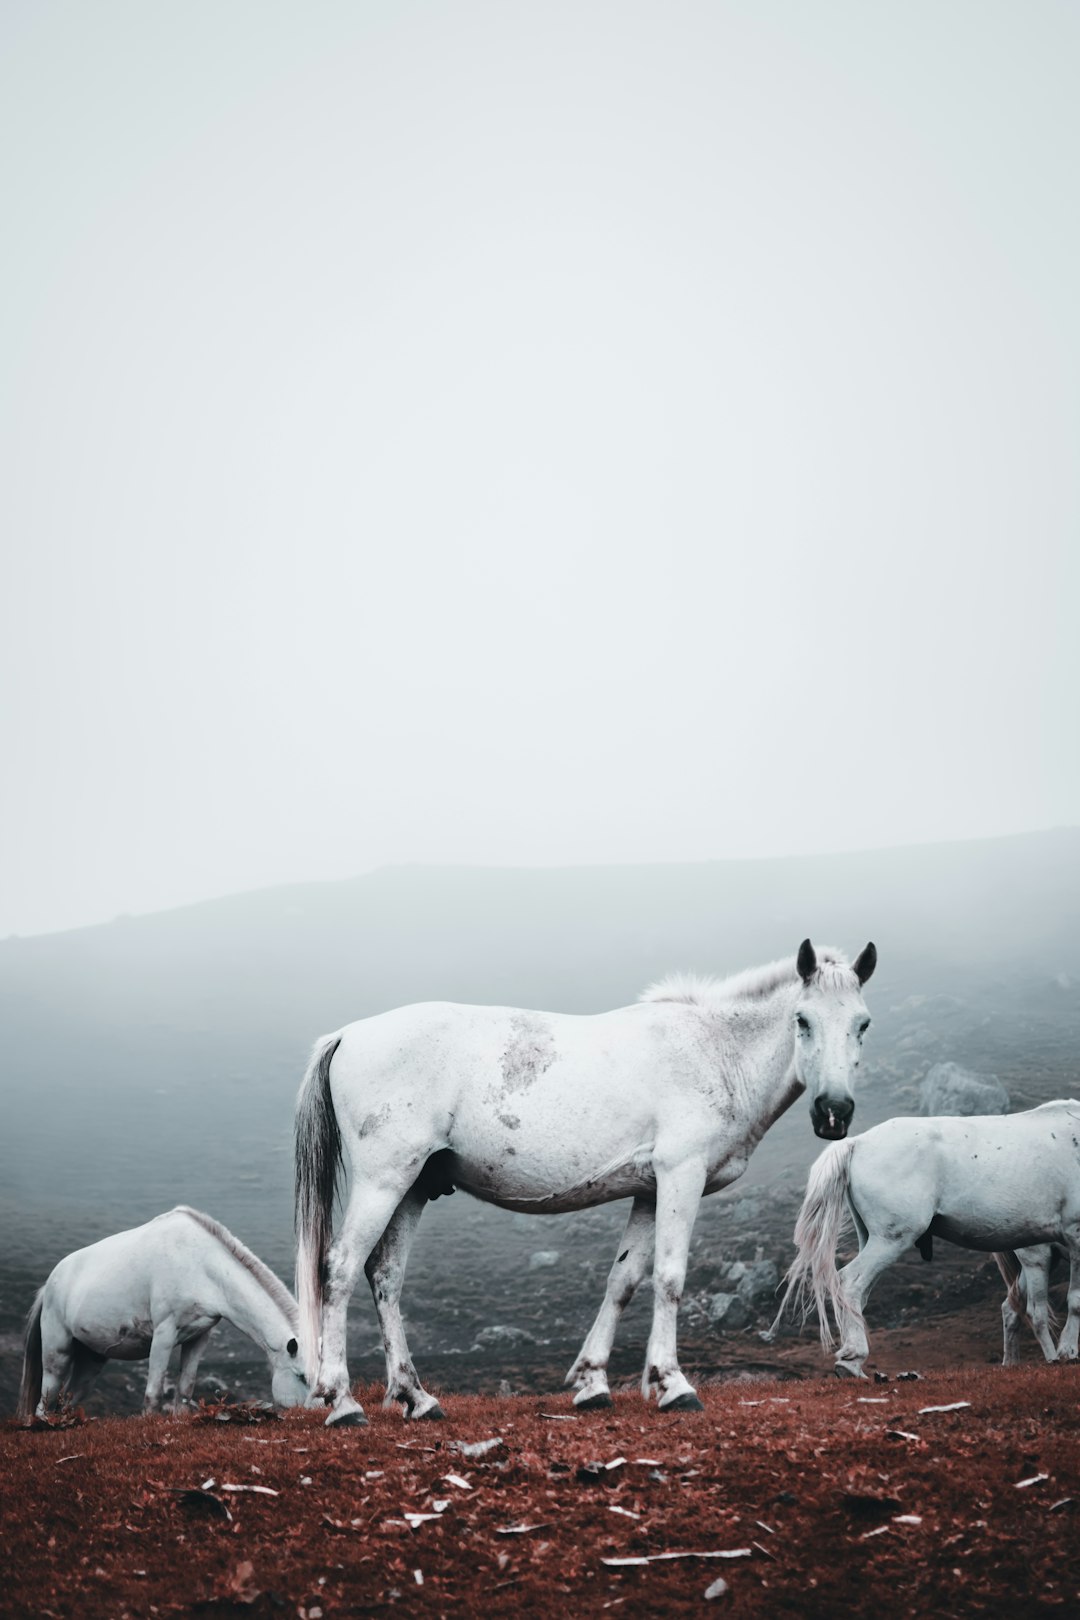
[811,1098,854,1140]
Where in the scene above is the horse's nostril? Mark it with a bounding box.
[811,1096,854,1140]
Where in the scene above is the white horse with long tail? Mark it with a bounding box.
[19,1207,309,1419]
[767,1102,1080,1376]
[294,937,877,1427]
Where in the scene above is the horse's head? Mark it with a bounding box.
[271,1335,310,1408]
[792,938,876,1140]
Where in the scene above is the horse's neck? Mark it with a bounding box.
[726,982,801,1143]
[213,1251,292,1354]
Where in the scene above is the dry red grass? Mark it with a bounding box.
[2,1366,1078,1618]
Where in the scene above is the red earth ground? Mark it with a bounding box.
[2,1358,1078,1619]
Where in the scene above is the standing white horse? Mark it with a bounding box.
[294,938,877,1426]
[768,1102,1080,1376]
[19,1207,309,1418]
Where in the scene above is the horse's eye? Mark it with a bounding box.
[858,1020,870,1037]
[796,1014,810,1033]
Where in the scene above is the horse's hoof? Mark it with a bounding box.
[326,1409,368,1428]
[325,1403,369,1428]
[833,1362,866,1380]
[659,1391,705,1413]
[574,1392,614,1411]
[412,1402,447,1421]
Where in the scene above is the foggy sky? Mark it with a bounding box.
[1,1,1078,939]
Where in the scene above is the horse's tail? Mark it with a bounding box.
[994,1249,1023,1307]
[18,1286,46,1421]
[294,1032,344,1382]
[995,1247,1061,1334]
[763,1139,857,1350]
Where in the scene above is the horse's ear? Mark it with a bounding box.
[796,938,817,983]
[287,1337,298,1357]
[853,942,877,985]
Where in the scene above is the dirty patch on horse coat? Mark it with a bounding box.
[500,1015,557,1093]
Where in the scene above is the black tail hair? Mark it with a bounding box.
[294,1034,343,1379]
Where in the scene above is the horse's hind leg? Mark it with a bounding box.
[833,1234,909,1378]
[566,1196,655,1409]
[1055,1232,1080,1361]
[1013,1246,1057,1362]
[1001,1280,1025,1367]
[66,1345,107,1410]
[317,1165,425,1426]
[365,1185,444,1421]
[37,1305,75,1415]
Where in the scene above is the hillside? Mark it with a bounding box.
[2,829,1079,1415]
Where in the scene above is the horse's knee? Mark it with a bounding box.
[652,1260,686,1308]
[608,1275,640,1310]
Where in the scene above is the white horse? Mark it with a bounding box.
[18,1207,309,1418]
[294,937,877,1427]
[768,1102,1080,1376]
[996,1246,1062,1365]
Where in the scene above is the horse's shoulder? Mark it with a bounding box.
[149,1207,222,1251]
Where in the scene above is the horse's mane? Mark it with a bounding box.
[640,947,851,1008]
[168,1206,299,1329]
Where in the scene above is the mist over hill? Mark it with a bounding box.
[2,828,1079,1412]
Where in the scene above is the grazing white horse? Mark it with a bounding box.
[18,1207,309,1418]
[294,937,877,1427]
[768,1102,1080,1376]
[995,1246,1062,1365]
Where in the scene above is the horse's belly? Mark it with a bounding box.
[72,1316,154,1359]
[448,1147,657,1213]
[930,1210,1060,1252]
[447,1072,659,1211]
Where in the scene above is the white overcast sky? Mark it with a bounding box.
[1,1,1077,938]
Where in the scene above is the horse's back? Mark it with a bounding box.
[849,1106,1080,1250]
[46,1211,211,1313]
[329,997,675,1117]
[854,1105,1080,1165]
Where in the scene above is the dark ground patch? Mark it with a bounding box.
[3,1365,1079,1617]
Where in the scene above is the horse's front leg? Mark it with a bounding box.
[567,1196,655,1409]
[643,1158,707,1412]
[175,1326,216,1410]
[143,1320,178,1413]
[365,1185,445,1421]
